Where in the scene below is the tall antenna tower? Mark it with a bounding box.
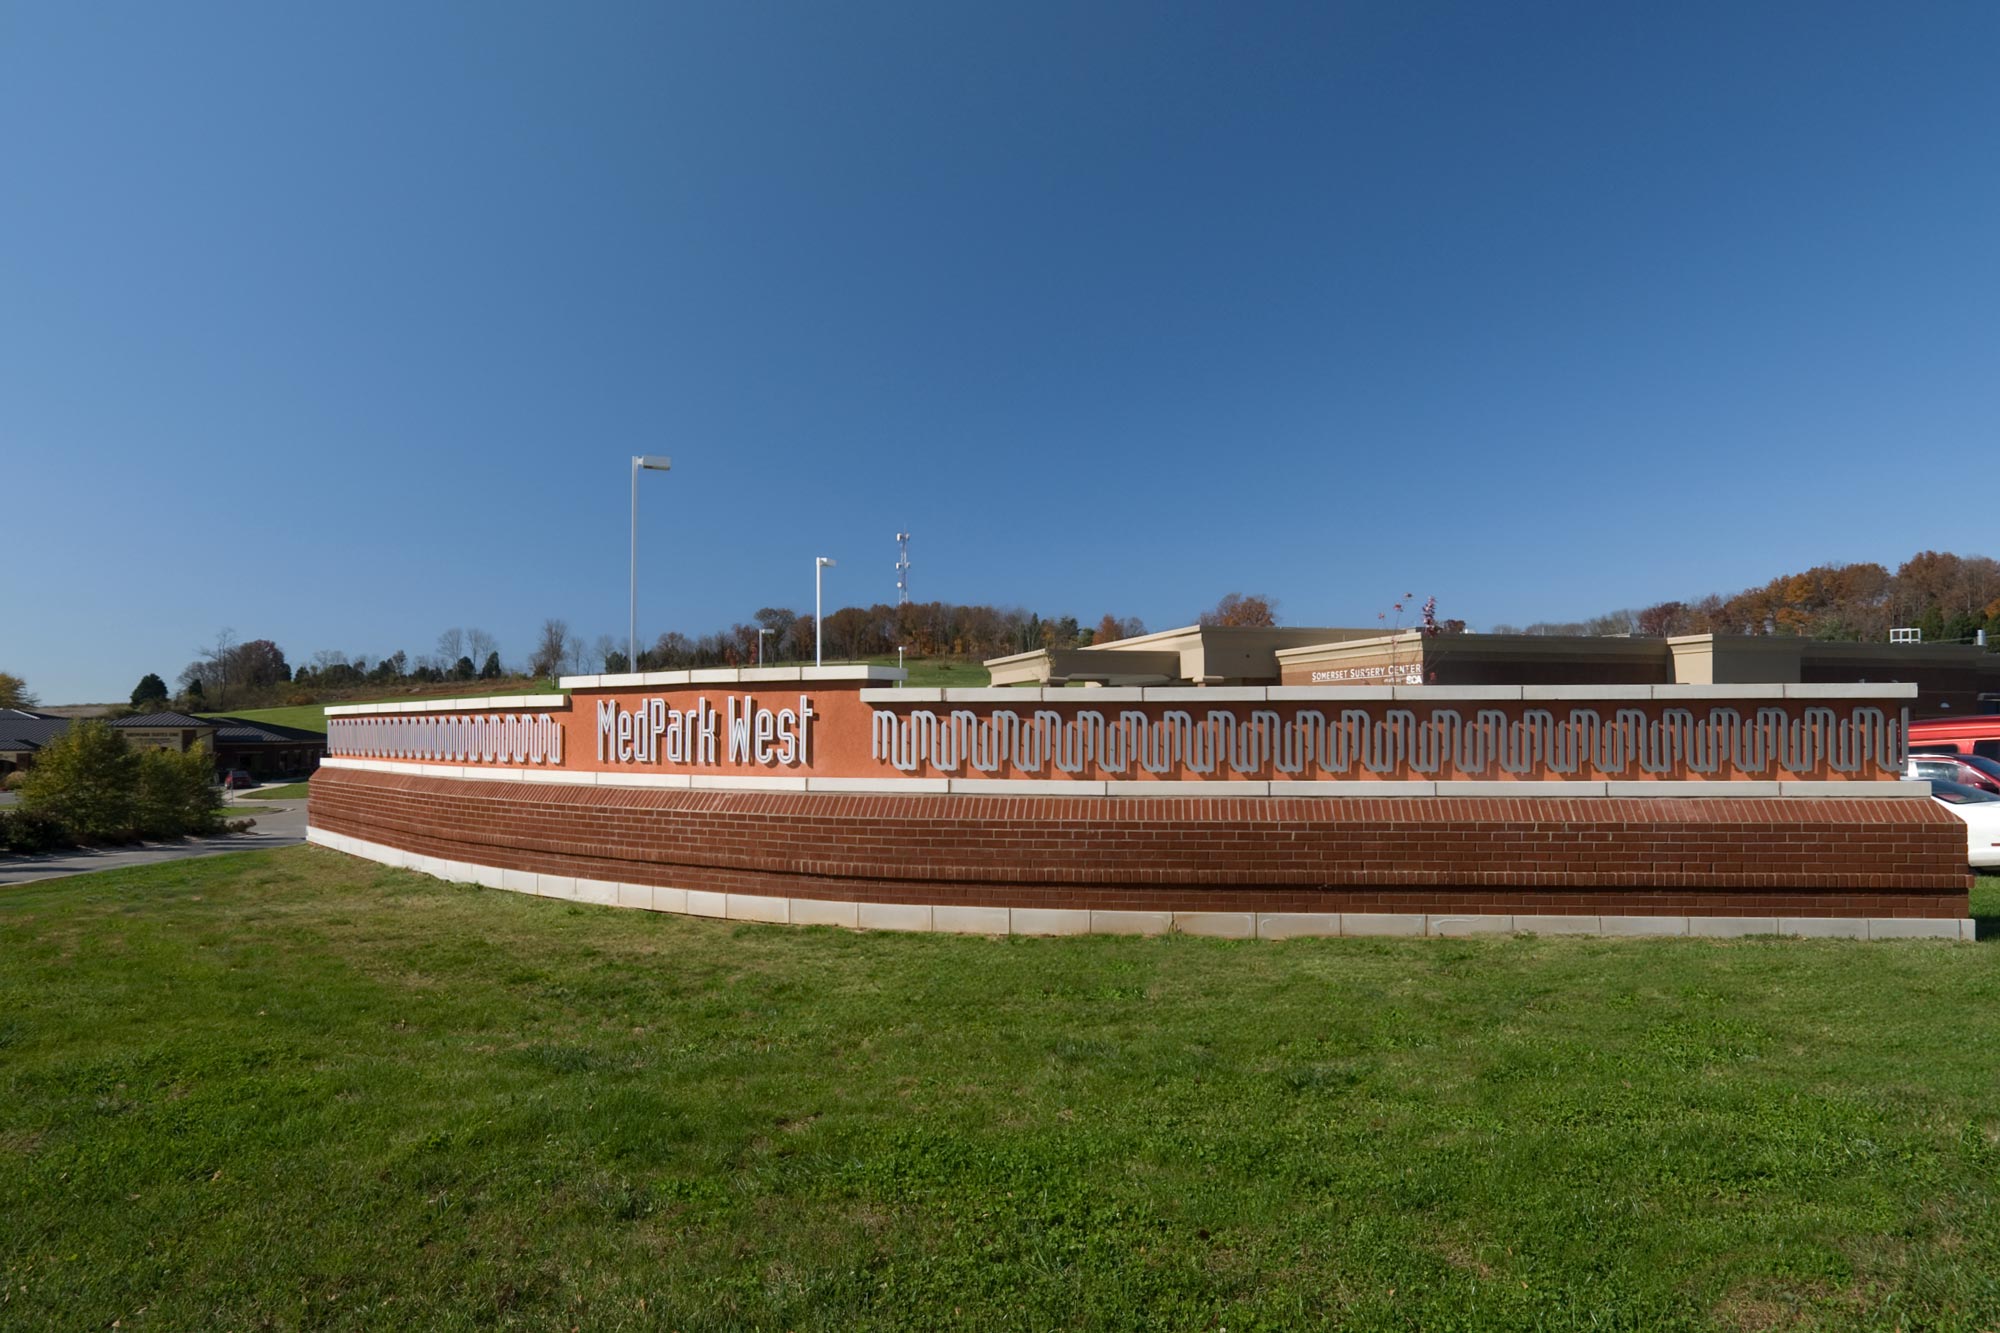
[895,531,911,605]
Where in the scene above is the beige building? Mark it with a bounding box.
[987,625,1385,687]
[987,626,2000,717]
[1274,631,2000,717]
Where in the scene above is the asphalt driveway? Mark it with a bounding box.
[0,797,308,887]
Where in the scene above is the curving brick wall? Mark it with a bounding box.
[307,767,1971,920]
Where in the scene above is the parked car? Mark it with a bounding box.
[1904,752,2000,795]
[221,769,257,791]
[1913,777,2000,867]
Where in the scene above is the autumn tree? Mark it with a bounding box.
[0,672,36,710]
[1635,601,1689,637]
[230,639,291,689]
[1199,593,1277,628]
[754,608,799,662]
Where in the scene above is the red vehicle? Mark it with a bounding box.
[1906,716,2000,763]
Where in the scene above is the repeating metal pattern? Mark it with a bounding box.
[870,706,1906,778]
[329,713,565,765]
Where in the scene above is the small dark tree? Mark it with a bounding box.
[478,652,503,680]
[452,656,477,681]
[185,678,205,705]
[131,673,170,709]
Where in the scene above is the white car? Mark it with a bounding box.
[1921,778,2000,868]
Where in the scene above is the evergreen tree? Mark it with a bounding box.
[131,673,169,709]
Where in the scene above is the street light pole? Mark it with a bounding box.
[629,456,671,672]
[758,628,773,666]
[815,557,837,667]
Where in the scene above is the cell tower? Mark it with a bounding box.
[895,531,911,605]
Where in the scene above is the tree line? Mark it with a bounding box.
[153,627,515,712]
[111,599,1162,711]
[1490,550,2000,646]
[527,600,1160,677]
[16,590,1288,717]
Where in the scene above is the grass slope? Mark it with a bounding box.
[2,850,1996,1330]
[198,703,330,734]
[201,682,554,737]
[858,655,992,687]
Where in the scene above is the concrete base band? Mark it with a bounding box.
[306,827,1976,942]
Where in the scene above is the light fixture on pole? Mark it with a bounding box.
[815,557,837,667]
[757,628,773,666]
[629,455,672,673]
[897,644,905,685]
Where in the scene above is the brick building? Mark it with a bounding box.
[0,709,324,779]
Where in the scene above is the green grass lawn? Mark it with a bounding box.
[199,703,330,734]
[2,851,1996,1331]
[857,654,993,687]
[246,782,311,800]
[201,683,554,737]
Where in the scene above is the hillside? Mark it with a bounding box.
[199,658,993,736]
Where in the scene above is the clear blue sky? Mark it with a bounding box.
[4,1,1996,702]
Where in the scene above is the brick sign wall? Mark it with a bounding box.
[306,670,1973,939]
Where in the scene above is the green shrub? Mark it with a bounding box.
[18,721,139,843]
[134,743,225,840]
[0,807,73,854]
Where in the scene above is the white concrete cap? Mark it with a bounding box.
[857,902,931,932]
[1255,913,1342,940]
[931,905,1012,935]
[1336,914,1426,937]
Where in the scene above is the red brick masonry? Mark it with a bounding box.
[309,768,1972,919]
